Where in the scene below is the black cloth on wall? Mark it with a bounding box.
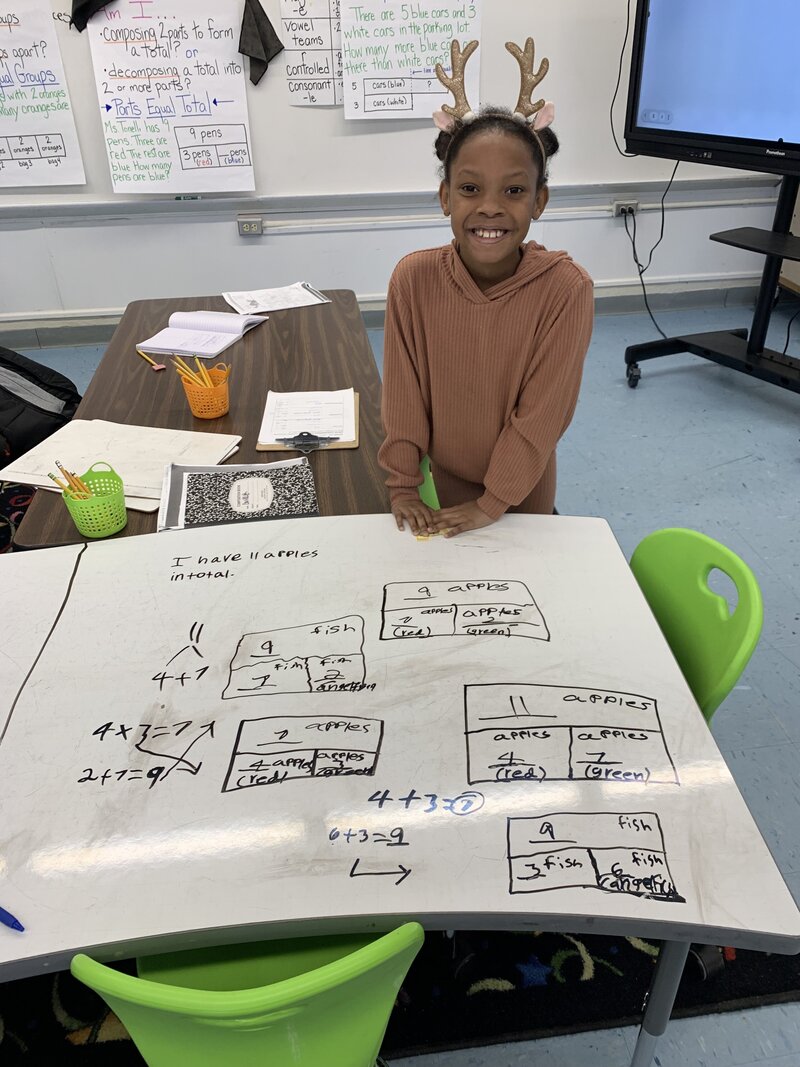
[239,0,284,85]
[70,1,109,32]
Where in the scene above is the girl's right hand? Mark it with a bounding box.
[392,500,437,535]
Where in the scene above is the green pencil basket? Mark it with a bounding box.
[62,462,127,539]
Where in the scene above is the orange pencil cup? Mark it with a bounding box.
[62,462,127,539]
[182,366,230,419]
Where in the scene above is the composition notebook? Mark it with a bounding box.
[157,458,319,531]
[137,311,267,359]
[256,388,359,452]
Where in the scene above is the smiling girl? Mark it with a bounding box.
[378,39,594,537]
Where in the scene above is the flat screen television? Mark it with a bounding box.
[624,0,800,177]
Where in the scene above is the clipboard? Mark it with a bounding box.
[256,393,360,452]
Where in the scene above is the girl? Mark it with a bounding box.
[378,39,594,537]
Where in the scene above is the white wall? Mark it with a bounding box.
[0,177,778,326]
[0,0,781,326]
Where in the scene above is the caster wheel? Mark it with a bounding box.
[626,363,641,389]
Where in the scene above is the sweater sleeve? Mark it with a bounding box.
[477,275,594,520]
[378,268,430,505]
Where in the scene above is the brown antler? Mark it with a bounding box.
[435,39,479,122]
[505,38,549,122]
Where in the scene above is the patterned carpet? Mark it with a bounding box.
[0,482,33,554]
[2,931,799,1063]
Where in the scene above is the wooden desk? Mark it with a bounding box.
[14,291,387,548]
[0,514,798,1067]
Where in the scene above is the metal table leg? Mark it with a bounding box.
[631,940,690,1067]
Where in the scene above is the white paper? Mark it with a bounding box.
[87,0,255,194]
[222,283,330,315]
[0,0,85,187]
[259,388,355,446]
[281,0,343,107]
[342,0,481,121]
[1,419,242,503]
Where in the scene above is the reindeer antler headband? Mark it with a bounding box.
[433,37,555,136]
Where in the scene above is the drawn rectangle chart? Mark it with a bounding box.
[381,581,549,641]
[224,616,368,698]
[465,684,678,786]
[507,811,685,902]
[174,125,251,171]
[222,713,384,791]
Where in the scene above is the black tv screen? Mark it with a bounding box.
[625,0,800,176]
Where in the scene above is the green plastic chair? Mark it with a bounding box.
[71,923,424,1067]
[629,528,763,722]
[419,455,440,510]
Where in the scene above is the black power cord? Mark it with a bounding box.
[610,0,637,158]
[622,160,681,338]
[783,305,800,356]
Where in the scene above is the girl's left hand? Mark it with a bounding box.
[432,501,496,538]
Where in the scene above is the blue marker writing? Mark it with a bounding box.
[0,905,24,932]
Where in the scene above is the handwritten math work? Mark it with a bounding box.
[87,0,254,193]
[341,0,481,120]
[2,514,798,981]
[0,0,85,186]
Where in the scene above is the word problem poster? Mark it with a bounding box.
[342,0,481,121]
[87,0,254,194]
[0,0,85,186]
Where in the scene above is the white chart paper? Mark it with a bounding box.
[87,0,254,193]
[0,0,85,186]
[342,0,481,121]
[281,0,343,107]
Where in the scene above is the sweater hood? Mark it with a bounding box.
[445,239,572,304]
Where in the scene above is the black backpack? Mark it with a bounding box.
[0,347,81,469]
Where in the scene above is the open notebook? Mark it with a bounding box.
[138,311,267,359]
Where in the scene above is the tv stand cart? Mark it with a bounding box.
[624,174,800,394]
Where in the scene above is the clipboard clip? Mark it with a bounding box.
[276,431,340,454]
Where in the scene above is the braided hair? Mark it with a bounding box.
[435,106,560,190]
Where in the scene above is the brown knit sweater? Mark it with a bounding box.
[378,241,594,518]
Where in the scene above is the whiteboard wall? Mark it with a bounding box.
[1,514,798,980]
[0,0,742,208]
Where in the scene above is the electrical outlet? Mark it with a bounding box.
[237,215,263,236]
[613,200,639,218]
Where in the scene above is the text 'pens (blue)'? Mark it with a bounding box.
[0,905,24,932]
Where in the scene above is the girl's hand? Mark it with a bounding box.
[432,501,496,538]
[392,499,437,535]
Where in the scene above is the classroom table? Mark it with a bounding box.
[13,290,387,549]
[0,513,798,1067]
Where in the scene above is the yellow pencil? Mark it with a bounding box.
[170,359,204,387]
[195,357,213,388]
[55,460,85,495]
[47,471,70,492]
[173,355,199,377]
[70,470,92,496]
[136,348,158,367]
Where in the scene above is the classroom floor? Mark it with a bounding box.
[16,299,800,1067]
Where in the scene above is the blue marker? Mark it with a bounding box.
[0,905,24,932]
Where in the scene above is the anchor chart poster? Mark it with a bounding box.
[87,0,254,194]
[0,0,85,187]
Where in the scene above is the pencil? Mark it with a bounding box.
[195,357,213,388]
[70,470,92,496]
[47,471,71,492]
[55,460,86,496]
[136,348,158,367]
[170,359,205,387]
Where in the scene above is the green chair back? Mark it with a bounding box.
[419,455,440,510]
[71,923,424,1067]
[630,528,763,722]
